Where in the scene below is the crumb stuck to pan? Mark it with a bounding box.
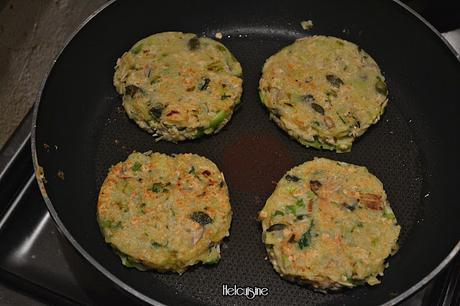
[36,165,47,184]
[57,170,65,180]
[300,20,313,30]
[215,32,223,39]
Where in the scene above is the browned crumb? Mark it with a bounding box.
[36,166,47,184]
[43,143,50,151]
[215,32,223,39]
[57,170,65,180]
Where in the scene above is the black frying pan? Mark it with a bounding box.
[32,0,460,305]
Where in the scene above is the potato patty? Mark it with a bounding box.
[259,158,400,290]
[97,152,232,273]
[114,32,243,142]
[259,35,388,152]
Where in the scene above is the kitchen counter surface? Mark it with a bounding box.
[0,0,108,149]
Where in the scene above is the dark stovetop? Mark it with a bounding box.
[1,2,460,305]
[0,112,136,306]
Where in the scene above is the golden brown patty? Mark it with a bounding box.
[97,152,232,273]
[114,32,243,142]
[259,35,388,152]
[259,158,400,290]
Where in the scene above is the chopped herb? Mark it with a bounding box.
[130,43,143,54]
[383,207,396,219]
[286,204,297,215]
[311,103,325,115]
[216,45,227,52]
[188,166,201,181]
[151,183,168,193]
[100,219,123,229]
[326,74,344,88]
[150,241,162,248]
[298,228,312,249]
[195,127,205,139]
[272,210,285,217]
[267,224,287,232]
[300,137,336,151]
[286,199,307,216]
[281,254,290,266]
[198,77,211,90]
[190,211,213,225]
[285,174,300,182]
[209,110,227,130]
[188,36,200,50]
[207,61,224,72]
[131,162,142,171]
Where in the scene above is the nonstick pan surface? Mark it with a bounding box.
[32,0,460,305]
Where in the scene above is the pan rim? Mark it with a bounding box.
[30,0,460,305]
